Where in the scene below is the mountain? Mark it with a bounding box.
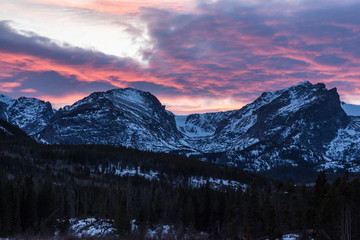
[1,81,359,176]
[0,118,34,142]
[39,88,187,152]
[181,81,352,172]
[341,102,360,116]
[0,94,55,136]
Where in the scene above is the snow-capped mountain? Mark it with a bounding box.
[180,81,352,171]
[1,81,359,174]
[39,88,187,152]
[0,94,55,136]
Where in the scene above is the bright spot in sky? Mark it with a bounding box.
[1,0,152,64]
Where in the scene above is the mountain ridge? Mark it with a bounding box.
[1,81,359,175]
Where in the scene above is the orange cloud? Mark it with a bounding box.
[20,88,37,93]
[0,81,21,92]
[26,0,193,15]
[37,92,91,109]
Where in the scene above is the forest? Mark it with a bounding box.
[0,122,360,239]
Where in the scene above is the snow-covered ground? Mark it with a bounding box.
[146,224,176,239]
[188,176,247,191]
[113,166,160,181]
[265,233,314,240]
[63,217,312,240]
[54,218,116,238]
[1,218,314,240]
[101,165,248,191]
[68,218,116,238]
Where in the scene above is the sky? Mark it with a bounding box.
[1,0,360,114]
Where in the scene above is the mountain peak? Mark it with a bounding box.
[0,94,55,136]
[106,87,155,105]
[246,80,349,149]
[39,87,182,151]
[282,81,326,93]
[293,80,312,87]
[1,82,358,175]
[0,94,15,106]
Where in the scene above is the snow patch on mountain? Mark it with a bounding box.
[0,94,15,106]
[342,102,360,116]
[175,115,215,137]
[325,116,360,164]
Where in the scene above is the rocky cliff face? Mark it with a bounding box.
[178,81,352,171]
[244,82,349,151]
[0,94,55,136]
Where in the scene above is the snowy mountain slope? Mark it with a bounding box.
[175,111,231,137]
[324,116,360,170]
[1,81,359,174]
[185,81,349,156]
[176,81,356,173]
[244,81,349,150]
[39,88,188,152]
[341,102,360,116]
[0,94,55,136]
[228,141,324,171]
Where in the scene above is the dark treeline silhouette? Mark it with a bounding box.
[1,126,360,239]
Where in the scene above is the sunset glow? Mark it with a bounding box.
[1,0,360,113]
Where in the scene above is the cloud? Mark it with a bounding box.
[128,81,182,96]
[8,70,116,97]
[0,81,21,92]
[138,1,360,104]
[267,57,310,70]
[2,1,360,113]
[314,54,348,66]
[0,21,136,69]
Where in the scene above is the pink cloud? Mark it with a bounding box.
[20,88,37,93]
[0,81,21,92]
[2,1,360,113]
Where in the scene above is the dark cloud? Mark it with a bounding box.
[4,70,115,97]
[267,57,310,70]
[0,21,137,69]
[128,81,181,96]
[2,1,360,112]
[314,54,348,66]
[295,24,352,39]
[286,72,334,79]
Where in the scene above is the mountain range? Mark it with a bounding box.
[1,81,360,175]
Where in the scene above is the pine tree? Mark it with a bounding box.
[0,176,11,236]
[37,177,56,235]
[313,171,329,236]
[20,176,37,233]
[183,196,195,229]
[114,202,131,235]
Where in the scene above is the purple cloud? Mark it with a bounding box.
[314,54,348,66]
[2,1,360,113]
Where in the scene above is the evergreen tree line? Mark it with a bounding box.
[0,135,360,239]
[1,169,360,239]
